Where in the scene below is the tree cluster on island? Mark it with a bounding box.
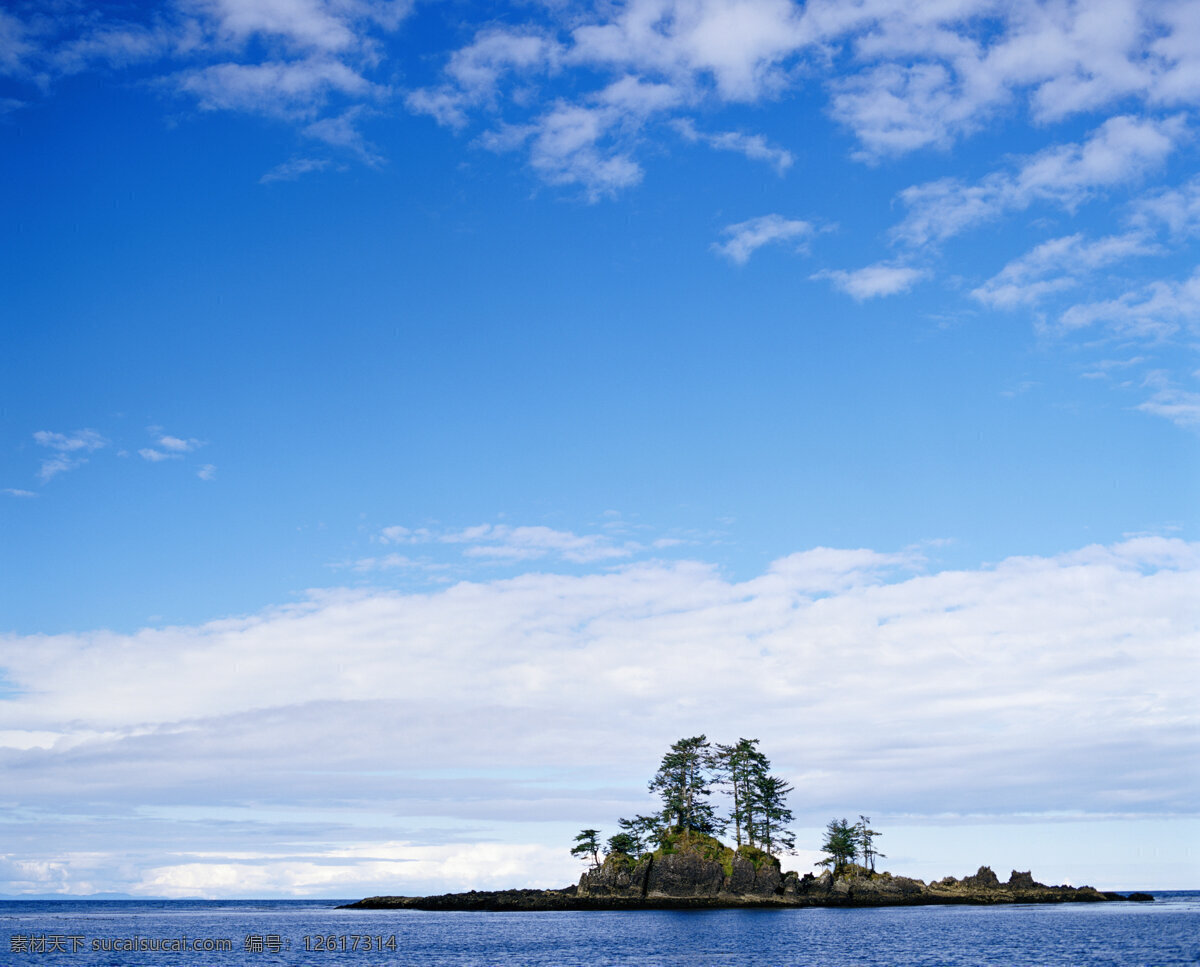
[572,735,883,875]
[818,816,885,875]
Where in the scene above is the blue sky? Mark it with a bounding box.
[1,0,1198,896]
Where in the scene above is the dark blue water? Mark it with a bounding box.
[2,894,1197,966]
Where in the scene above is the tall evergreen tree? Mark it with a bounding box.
[751,772,796,856]
[710,738,766,847]
[819,817,858,874]
[649,735,717,835]
[856,815,884,872]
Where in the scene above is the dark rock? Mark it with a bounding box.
[1007,870,1038,889]
[961,866,1002,889]
[645,848,726,897]
[578,854,651,897]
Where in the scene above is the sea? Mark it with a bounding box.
[2,894,1197,966]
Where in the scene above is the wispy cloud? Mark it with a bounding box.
[971,231,1162,309]
[672,119,793,174]
[1,0,414,173]
[379,522,641,564]
[33,429,107,482]
[139,429,203,462]
[260,156,337,183]
[814,261,926,300]
[894,115,1187,246]
[175,59,379,120]
[1137,371,1200,430]
[1058,265,1200,340]
[712,214,815,264]
[2,488,37,498]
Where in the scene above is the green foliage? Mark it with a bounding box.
[652,828,729,868]
[605,832,639,856]
[710,738,764,847]
[856,815,884,872]
[649,736,718,836]
[616,814,663,855]
[710,738,795,855]
[819,818,859,875]
[570,828,601,869]
[736,844,773,870]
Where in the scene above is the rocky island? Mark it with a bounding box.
[345,737,1153,911]
[344,830,1152,910]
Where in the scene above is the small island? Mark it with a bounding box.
[345,736,1154,911]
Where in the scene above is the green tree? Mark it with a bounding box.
[711,738,766,847]
[570,828,602,868]
[856,815,884,872]
[617,814,663,854]
[649,735,717,835]
[606,832,639,856]
[819,817,858,874]
[751,772,796,856]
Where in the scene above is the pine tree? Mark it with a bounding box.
[710,738,765,847]
[616,814,662,854]
[570,828,602,868]
[819,817,858,874]
[856,815,884,872]
[606,832,639,856]
[751,772,796,856]
[649,735,717,836]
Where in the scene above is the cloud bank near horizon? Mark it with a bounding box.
[1,536,1195,896]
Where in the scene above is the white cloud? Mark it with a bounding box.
[51,23,176,75]
[407,28,563,129]
[197,464,217,481]
[1131,174,1200,238]
[971,231,1162,309]
[373,522,643,565]
[712,214,814,264]
[303,105,381,162]
[441,523,638,563]
[2,488,37,498]
[10,0,1200,190]
[176,58,378,119]
[33,429,107,482]
[137,842,572,898]
[894,115,1187,246]
[140,429,204,464]
[0,537,1194,894]
[341,552,426,572]
[569,0,807,103]
[1058,264,1200,339]
[191,0,359,54]
[260,156,336,182]
[0,10,35,78]
[814,261,926,300]
[672,118,792,173]
[2,0,414,176]
[1136,371,1200,429]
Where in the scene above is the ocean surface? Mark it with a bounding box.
[2,894,1197,966]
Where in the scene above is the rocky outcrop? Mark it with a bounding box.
[575,833,782,902]
[343,854,1153,911]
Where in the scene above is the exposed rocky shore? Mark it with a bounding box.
[344,836,1153,911]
